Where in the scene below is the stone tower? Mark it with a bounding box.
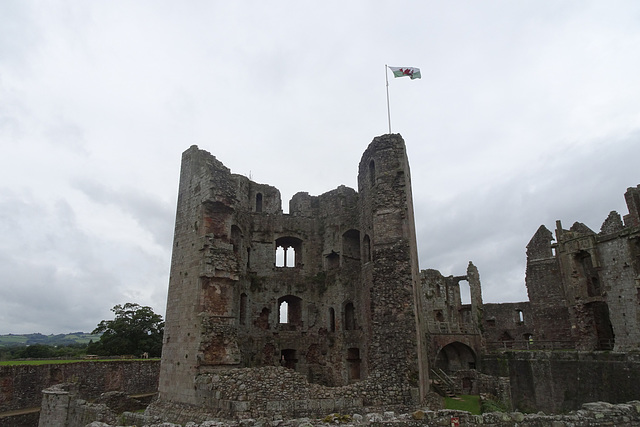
[153,134,428,421]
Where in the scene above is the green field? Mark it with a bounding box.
[0,332,99,347]
[445,394,482,415]
[0,358,160,366]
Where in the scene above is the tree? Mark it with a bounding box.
[87,303,164,357]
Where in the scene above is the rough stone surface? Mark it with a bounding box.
[78,400,640,426]
[517,185,640,353]
[419,263,484,379]
[152,134,427,422]
[0,360,158,425]
[29,138,640,426]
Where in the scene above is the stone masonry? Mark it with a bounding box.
[150,134,429,422]
[144,132,640,423]
[516,185,640,352]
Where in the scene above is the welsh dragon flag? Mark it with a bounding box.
[389,66,421,80]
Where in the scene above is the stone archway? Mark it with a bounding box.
[435,341,477,373]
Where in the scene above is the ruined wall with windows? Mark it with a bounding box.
[487,185,640,353]
[483,302,534,351]
[152,134,428,422]
[419,263,484,374]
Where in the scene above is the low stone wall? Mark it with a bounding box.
[0,411,40,427]
[0,360,159,426]
[481,351,640,413]
[148,366,419,422]
[79,400,640,426]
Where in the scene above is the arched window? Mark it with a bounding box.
[275,237,303,268]
[280,349,297,370]
[278,295,302,327]
[279,300,288,322]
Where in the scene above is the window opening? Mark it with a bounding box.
[256,193,263,212]
[325,251,339,270]
[278,295,302,328]
[280,349,297,370]
[239,293,247,325]
[329,308,336,332]
[459,279,471,305]
[516,309,524,324]
[275,246,285,267]
[342,229,361,262]
[286,246,295,267]
[231,225,242,254]
[347,347,361,380]
[344,302,356,330]
[363,235,371,263]
[275,237,302,268]
[279,301,289,323]
[576,251,601,297]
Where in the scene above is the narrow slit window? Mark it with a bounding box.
[256,193,263,212]
[368,159,376,186]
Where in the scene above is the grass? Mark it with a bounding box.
[445,394,482,415]
[0,358,159,366]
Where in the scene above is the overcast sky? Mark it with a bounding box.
[1,1,639,334]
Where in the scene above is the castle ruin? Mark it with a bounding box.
[150,134,431,421]
[146,133,640,422]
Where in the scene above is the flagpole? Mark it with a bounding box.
[385,64,391,134]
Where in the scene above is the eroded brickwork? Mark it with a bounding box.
[419,263,484,373]
[151,130,640,422]
[153,134,427,421]
[520,185,640,352]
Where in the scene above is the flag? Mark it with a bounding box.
[388,66,421,80]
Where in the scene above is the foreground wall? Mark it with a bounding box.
[46,398,640,427]
[482,351,640,413]
[0,360,159,427]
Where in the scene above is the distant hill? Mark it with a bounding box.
[0,332,100,347]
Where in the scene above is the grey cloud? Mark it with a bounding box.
[71,179,175,248]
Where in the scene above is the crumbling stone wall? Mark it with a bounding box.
[482,351,640,414]
[523,225,573,347]
[419,263,484,373]
[154,134,427,422]
[521,185,640,352]
[51,398,640,427]
[38,384,148,427]
[0,361,158,414]
[483,302,534,350]
[0,361,158,427]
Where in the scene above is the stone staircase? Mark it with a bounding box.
[430,368,458,397]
